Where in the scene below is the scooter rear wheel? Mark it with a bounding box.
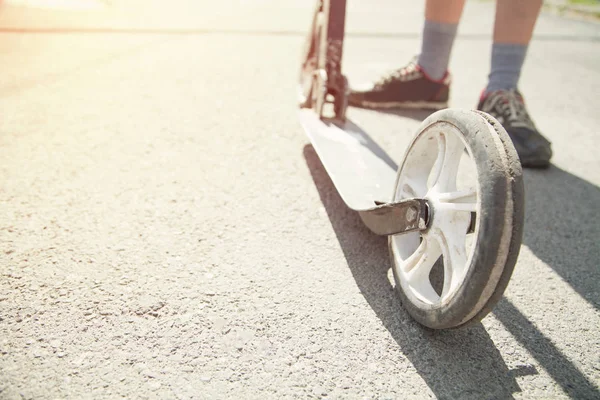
[389,109,524,329]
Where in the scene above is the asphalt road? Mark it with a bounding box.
[1,1,599,399]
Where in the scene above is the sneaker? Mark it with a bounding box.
[477,89,552,168]
[348,59,450,110]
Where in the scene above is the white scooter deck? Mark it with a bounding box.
[298,109,398,211]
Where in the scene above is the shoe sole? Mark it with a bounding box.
[350,100,448,111]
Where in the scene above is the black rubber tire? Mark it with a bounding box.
[389,108,524,330]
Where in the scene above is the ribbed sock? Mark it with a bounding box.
[486,43,528,94]
[417,20,458,81]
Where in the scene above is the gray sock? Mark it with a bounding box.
[486,43,528,93]
[417,20,458,81]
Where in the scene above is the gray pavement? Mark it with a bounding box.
[1,1,599,399]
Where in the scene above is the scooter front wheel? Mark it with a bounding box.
[389,109,524,329]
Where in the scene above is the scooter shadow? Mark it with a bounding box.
[303,144,524,399]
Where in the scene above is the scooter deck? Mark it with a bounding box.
[299,109,398,211]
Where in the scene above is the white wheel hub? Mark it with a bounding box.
[391,122,480,306]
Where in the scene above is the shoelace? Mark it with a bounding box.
[485,90,536,130]
[374,62,422,88]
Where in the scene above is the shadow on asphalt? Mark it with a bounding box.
[521,166,600,310]
[303,143,599,399]
[492,299,599,398]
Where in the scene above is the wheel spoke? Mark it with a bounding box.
[403,237,443,303]
[437,188,477,203]
[436,187,478,213]
[429,132,465,192]
[437,202,478,212]
[402,239,427,273]
[438,224,469,299]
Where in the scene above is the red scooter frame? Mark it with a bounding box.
[298,0,349,121]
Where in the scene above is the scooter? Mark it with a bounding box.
[298,0,524,329]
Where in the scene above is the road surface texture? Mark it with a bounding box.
[1,1,599,399]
